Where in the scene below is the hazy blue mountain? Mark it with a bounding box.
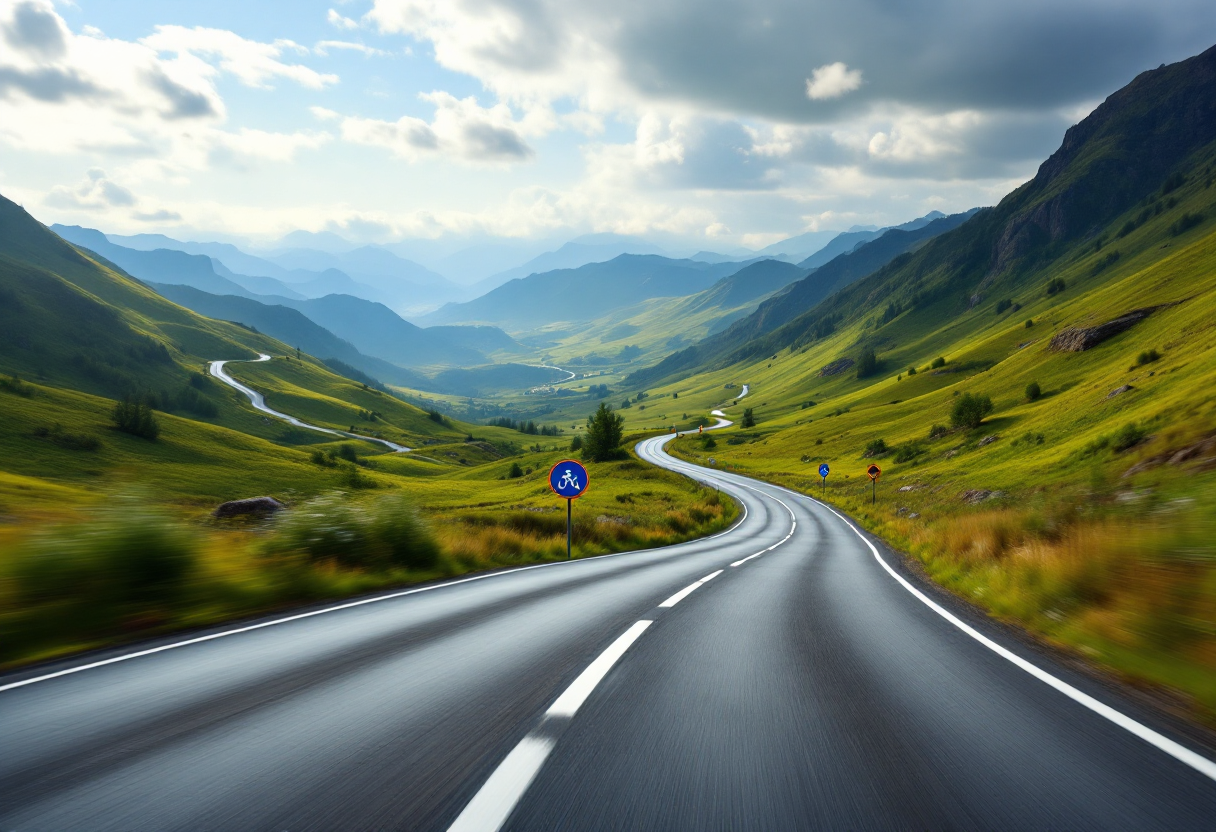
[51,225,261,299]
[426,363,569,397]
[752,230,840,262]
[423,254,744,329]
[146,283,428,388]
[796,213,947,270]
[425,325,524,354]
[470,233,669,295]
[108,233,292,281]
[683,259,809,313]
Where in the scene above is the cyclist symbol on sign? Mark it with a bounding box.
[558,468,581,491]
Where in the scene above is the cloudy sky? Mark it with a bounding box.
[1,0,1214,251]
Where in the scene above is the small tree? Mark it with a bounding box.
[583,402,626,462]
[951,393,994,430]
[741,408,756,428]
[569,434,584,452]
[931,356,946,369]
[702,434,717,450]
[856,347,879,378]
[1025,381,1042,401]
[112,396,160,440]
[507,462,524,478]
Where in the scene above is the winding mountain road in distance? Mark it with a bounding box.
[209,353,411,452]
[1,426,1214,829]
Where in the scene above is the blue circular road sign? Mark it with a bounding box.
[819,463,830,478]
[549,459,590,499]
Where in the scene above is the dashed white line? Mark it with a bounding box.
[658,570,723,608]
[447,621,652,832]
[547,621,652,718]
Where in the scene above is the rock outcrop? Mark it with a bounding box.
[214,496,286,518]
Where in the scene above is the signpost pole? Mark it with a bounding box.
[822,474,826,495]
[567,498,572,559]
[872,478,876,504]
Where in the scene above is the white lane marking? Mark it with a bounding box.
[646,432,1216,783]
[658,570,723,609]
[448,621,653,832]
[547,621,652,718]
[731,520,797,567]
[811,501,1216,784]
[446,735,555,832]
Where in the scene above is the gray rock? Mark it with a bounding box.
[978,435,999,447]
[1106,384,1135,399]
[961,489,993,504]
[214,496,285,518]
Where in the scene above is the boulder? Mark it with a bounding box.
[214,496,286,518]
[978,435,1000,447]
[818,358,855,377]
[1048,304,1175,353]
[1106,384,1135,400]
[961,489,993,504]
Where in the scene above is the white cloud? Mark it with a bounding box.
[805,62,862,100]
[338,92,536,163]
[140,26,337,90]
[0,1,334,180]
[315,40,387,57]
[46,168,134,210]
[327,9,360,30]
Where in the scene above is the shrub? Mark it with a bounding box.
[1025,319,1034,328]
[702,435,717,450]
[1025,381,1042,401]
[0,374,34,397]
[864,438,889,457]
[1137,349,1161,366]
[1090,250,1121,276]
[1116,220,1137,239]
[264,493,439,572]
[893,442,927,463]
[995,298,1013,315]
[507,462,524,478]
[112,396,160,440]
[1112,423,1146,452]
[906,367,917,375]
[1046,278,1066,295]
[1168,213,1203,236]
[856,348,879,378]
[33,423,101,451]
[569,434,584,451]
[1015,432,1045,446]
[335,444,359,463]
[9,503,200,650]
[931,357,946,369]
[928,424,949,440]
[741,408,756,428]
[951,393,994,430]
[427,409,447,425]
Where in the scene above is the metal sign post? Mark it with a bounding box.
[819,463,830,495]
[867,464,882,504]
[548,459,590,558]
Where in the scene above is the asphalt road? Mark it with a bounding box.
[2,432,1214,830]
[210,353,411,452]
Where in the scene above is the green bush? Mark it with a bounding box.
[569,434,583,451]
[1046,278,1066,295]
[702,435,717,450]
[1169,212,1203,236]
[1112,423,1146,452]
[33,423,101,451]
[951,393,994,430]
[856,348,879,378]
[740,407,756,428]
[1025,318,1035,328]
[507,462,524,478]
[893,442,927,463]
[906,367,917,375]
[1025,381,1042,401]
[995,298,1013,314]
[112,396,160,440]
[264,493,439,572]
[6,504,200,655]
[1137,349,1161,366]
[0,374,34,397]
[931,356,946,369]
[864,438,889,457]
[928,424,949,440]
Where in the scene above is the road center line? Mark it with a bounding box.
[658,569,723,608]
[447,620,652,832]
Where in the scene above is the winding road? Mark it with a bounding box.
[1,421,1214,829]
[210,353,411,453]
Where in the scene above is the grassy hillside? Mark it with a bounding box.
[628,47,1216,722]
